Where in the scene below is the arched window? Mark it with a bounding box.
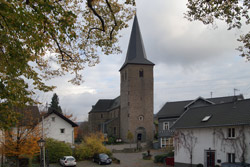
[139,69,143,78]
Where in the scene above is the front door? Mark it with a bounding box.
[206,150,215,167]
[137,133,142,141]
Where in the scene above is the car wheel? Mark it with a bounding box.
[98,161,101,165]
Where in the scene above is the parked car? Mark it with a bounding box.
[93,153,112,165]
[59,156,76,167]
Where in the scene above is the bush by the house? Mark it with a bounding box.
[197,164,204,167]
[74,132,111,161]
[45,138,72,163]
[154,151,174,163]
[154,153,168,163]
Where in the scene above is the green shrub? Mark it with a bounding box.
[106,136,117,145]
[167,151,174,157]
[197,164,204,167]
[154,153,168,163]
[45,138,72,163]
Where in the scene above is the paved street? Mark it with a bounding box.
[50,150,166,167]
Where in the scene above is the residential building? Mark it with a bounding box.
[157,95,244,148]
[172,98,250,167]
[88,15,154,143]
[42,110,78,145]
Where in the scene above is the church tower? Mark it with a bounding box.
[120,15,154,143]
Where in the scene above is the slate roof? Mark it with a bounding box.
[44,110,78,127]
[172,98,250,129]
[157,95,244,119]
[120,15,154,71]
[207,94,244,103]
[89,96,120,113]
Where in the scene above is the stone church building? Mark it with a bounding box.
[88,15,154,143]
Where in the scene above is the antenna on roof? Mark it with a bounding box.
[234,88,239,96]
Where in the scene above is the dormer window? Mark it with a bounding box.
[202,115,212,122]
[139,69,143,78]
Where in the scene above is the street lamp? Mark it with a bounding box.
[37,138,45,148]
[37,138,46,167]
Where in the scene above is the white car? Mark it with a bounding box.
[59,156,76,167]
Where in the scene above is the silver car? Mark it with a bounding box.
[59,156,76,167]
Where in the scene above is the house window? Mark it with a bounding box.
[60,129,65,134]
[114,127,116,135]
[228,128,235,138]
[228,153,235,163]
[139,69,143,78]
[52,117,55,122]
[101,114,103,118]
[163,122,169,130]
[167,138,174,146]
[161,137,167,148]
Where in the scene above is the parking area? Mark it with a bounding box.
[50,150,166,167]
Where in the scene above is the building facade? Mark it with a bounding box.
[157,95,244,148]
[172,98,250,167]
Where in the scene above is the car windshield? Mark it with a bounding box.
[99,154,108,159]
[67,158,75,161]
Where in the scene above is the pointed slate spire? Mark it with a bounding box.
[120,15,154,71]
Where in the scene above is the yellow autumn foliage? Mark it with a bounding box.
[4,126,41,158]
[74,132,111,160]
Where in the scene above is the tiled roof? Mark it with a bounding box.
[89,96,120,113]
[120,15,154,71]
[172,98,250,129]
[157,95,244,118]
[157,100,192,118]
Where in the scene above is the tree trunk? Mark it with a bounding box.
[16,156,19,167]
[190,153,193,167]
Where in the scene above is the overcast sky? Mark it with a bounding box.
[39,0,250,121]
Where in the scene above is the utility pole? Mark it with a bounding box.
[210,92,213,98]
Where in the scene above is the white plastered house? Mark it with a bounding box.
[171,98,250,167]
[41,110,78,145]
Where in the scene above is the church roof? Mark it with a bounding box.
[89,96,120,113]
[120,15,154,71]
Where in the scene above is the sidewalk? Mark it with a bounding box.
[106,142,147,151]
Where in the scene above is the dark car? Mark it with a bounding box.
[93,153,112,165]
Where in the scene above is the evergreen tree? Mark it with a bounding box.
[48,93,62,113]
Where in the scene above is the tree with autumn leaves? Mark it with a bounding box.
[185,0,250,59]
[0,0,136,129]
[0,107,41,167]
